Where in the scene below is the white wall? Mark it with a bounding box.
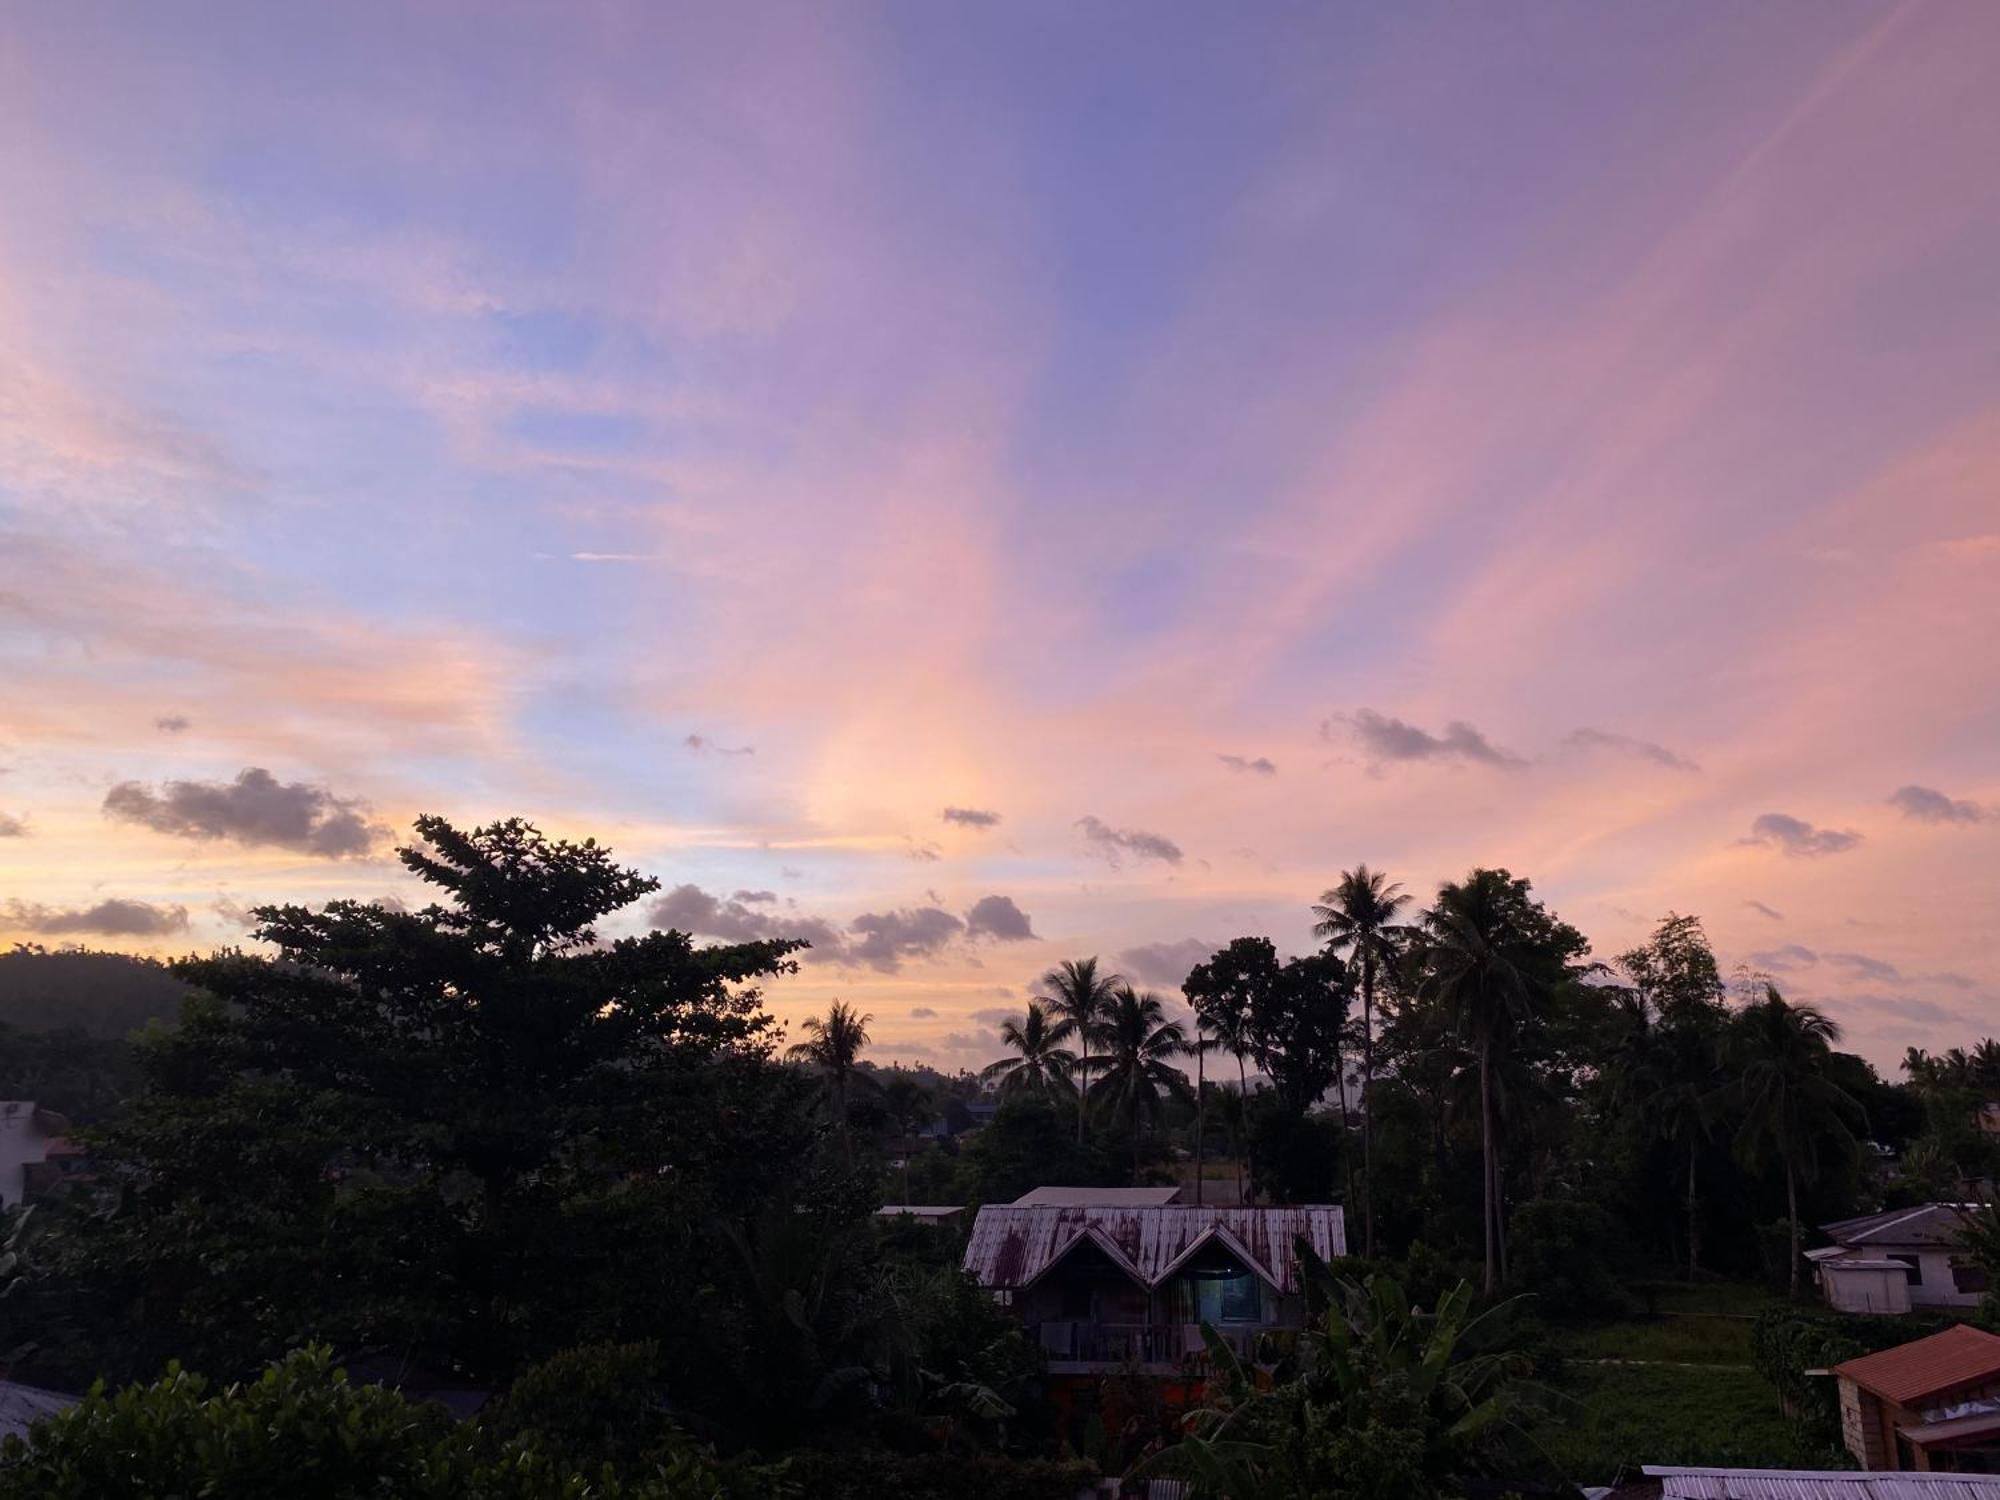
[1822,1264,1911,1315]
[1911,1247,1984,1308]
[0,1103,51,1210]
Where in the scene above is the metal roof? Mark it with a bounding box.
[1822,1205,1977,1249]
[1011,1185,1183,1207]
[963,1203,1345,1293]
[1832,1325,2000,1406]
[1646,1468,2000,1498]
[0,1380,77,1442]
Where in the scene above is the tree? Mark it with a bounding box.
[1184,943,1264,1204]
[1726,985,1864,1298]
[789,1000,876,1165]
[880,1073,936,1205]
[1034,958,1122,1146]
[1417,870,1588,1294]
[9,816,815,1387]
[977,1003,1077,1104]
[1312,868,1409,1258]
[1086,987,1191,1182]
[1616,912,1725,1026]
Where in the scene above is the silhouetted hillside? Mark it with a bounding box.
[0,945,194,1037]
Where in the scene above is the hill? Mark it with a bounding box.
[0,946,194,1037]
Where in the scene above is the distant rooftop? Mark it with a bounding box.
[1821,1203,1979,1249]
[965,1202,1345,1293]
[0,1380,77,1442]
[873,1204,963,1221]
[1010,1185,1182,1207]
[1638,1466,2000,1498]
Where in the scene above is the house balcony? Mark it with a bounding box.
[1032,1320,1277,1374]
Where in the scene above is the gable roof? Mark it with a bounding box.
[1831,1325,2000,1406]
[1643,1466,2000,1498]
[964,1203,1345,1293]
[1012,1185,1182,1207]
[1821,1204,1977,1249]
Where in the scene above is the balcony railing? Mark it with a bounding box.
[1033,1321,1272,1368]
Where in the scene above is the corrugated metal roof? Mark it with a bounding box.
[1822,1205,1977,1249]
[963,1204,1345,1292]
[0,1380,77,1441]
[1832,1325,2000,1405]
[1647,1467,2000,1498]
[1012,1186,1183,1207]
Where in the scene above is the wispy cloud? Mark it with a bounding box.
[1118,937,1215,987]
[1076,815,1184,867]
[3,897,190,936]
[1324,709,1520,769]
[1216,753,1277,775]
[1564,727,1699,772]
[683,734,755,757]
[1741,812,1862,858]
[1889,784,1985,824]
[1743,900,1784,921]
[941,806,1001,828]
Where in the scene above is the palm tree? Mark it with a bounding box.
[880,1072,935,1205]
[1419,871,1565,1294]
[787,999,873,1165]
[1609,992,1722,1281]
[978,1002,1078,1103]
[1036,957,1122,1145]
[1312,865,1409,1258]
[1086,985,1191,1181]
[1726,985,1864,1298]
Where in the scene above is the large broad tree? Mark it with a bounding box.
[1417,869,1588,1294]
[1311,866,1410,1258]
[17,816,816,1386]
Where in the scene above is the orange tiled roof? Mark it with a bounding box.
[1832,1325,2000,1406]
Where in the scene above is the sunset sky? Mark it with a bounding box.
[3,1,1997,1072]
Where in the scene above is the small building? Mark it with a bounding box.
[1812,1206,1989,1315]
[1609,1465,2000,1497]
[1830,1323,2000,1471]
[962,1198,1344,1375]
[0,1102,79,1210]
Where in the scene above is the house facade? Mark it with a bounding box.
[1812,1206,1989,1315]
[1831,1324,2000,1472]
[0,1102,81,1209]
[962,1199,1345,1375]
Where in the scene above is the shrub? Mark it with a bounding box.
[769,1448,1097,1500]
[485,1341,671,1474]
[1505,1199,1633,1320]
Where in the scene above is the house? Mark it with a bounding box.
[1605,1465,2000,1497]
[1829,1323,2000,1471]
[0,1102,81,1209]
[962,1197,1345,1375]
[0,1380,77,1442]
[1811,1205,1989,1314]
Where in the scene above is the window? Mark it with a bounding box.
[1219,1272,1261,1323]
[1954,1260,1990,1294]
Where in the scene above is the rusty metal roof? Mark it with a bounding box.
[962,1203,1345,1292]
[1832,1325,2000,1406]
[1646,1467,2000,1498]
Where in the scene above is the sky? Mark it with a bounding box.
[2,1,1997,1074]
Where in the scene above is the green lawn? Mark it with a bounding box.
[1524,1282,1842,1486]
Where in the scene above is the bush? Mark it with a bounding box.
[1506,1199,1633,1320]
[1750,1307,1957,1448]
[0,1347,748,1499]
[770,1449,1096,1500]
[485,1341,671,1475]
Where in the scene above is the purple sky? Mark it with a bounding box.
[2,1,1997,1070]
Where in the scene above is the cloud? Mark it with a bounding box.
[1324,709,1519,768]
[964,894,1036,942]
[1216,754,1277,776]
[1119,937,1216,987]
[1825,950,1900,982]
[941,806,1001,828]
[1565,727,1698,772]
[909,1006,937,1019]
[1742,812,1862,858]
[1743,900,1784,921]
[103,767,387,858]
[1889,784,1985,824]
[154,715,191,733]
[847,906,964,971]
[732,888,777,904]
[0,812,26,838]
[970,1007,1017,1025]
[1748,943,1819,972]
[645,883,843,951]
[1846,993,1976,1027]
[1076,815,1183,867]
[903,839,942,863]
[4,897,190,937]
[683,734,754,756]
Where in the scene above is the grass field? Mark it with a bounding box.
[1523,1282,1844,1486]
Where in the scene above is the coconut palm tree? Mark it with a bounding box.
[787,999,874,1165]
[1036,957,1122,1145]
[1086,985,1191,1181]
[1726,984,1863,1298]
[1608,990,1723,1280]
[978,1001,1078,1103]
[880,1072,935,1205]
[1419,870,1572,1294]
[1312,865,1409,1257]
